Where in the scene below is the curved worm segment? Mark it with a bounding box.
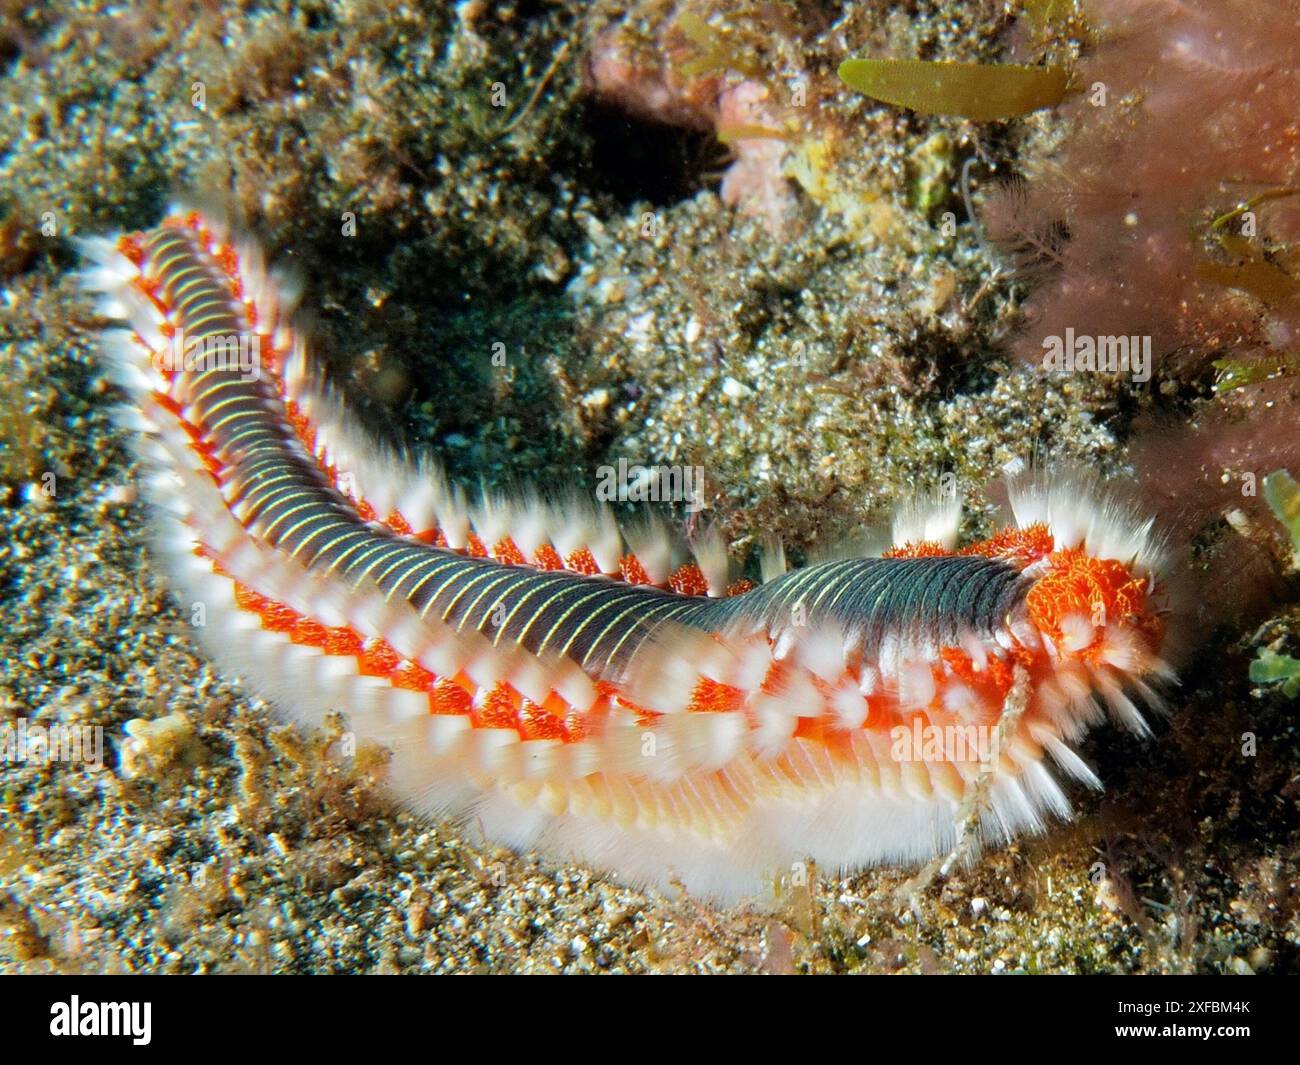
[80,208,1176,902]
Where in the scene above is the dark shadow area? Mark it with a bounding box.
[580,101,724,209]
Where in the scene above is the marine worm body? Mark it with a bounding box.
[81,208,1175,901]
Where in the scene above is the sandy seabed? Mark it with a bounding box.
[1,0,1297,974]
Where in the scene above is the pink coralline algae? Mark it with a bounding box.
[989,0,1300,378]
[987,0,1300,615]
[585,22,800,234]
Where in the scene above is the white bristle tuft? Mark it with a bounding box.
[1030,726,1103,790]
[759,537,787,583]
[1005,464,1168,579]
[891,486,963,548]
[831,682,869,729]
[1094,672,1152,737]
[623,515,675,584]
[688,526,730,597]
[796,628,848,684]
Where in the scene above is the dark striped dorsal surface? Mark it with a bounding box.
[153,224,1029,682]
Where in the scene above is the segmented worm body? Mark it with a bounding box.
[81,209,1174,901]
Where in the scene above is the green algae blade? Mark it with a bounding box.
[1211,353,1298,394]
[1250,647,1300,698]
[838,58,1069,121]
[1263,469,1300,558]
